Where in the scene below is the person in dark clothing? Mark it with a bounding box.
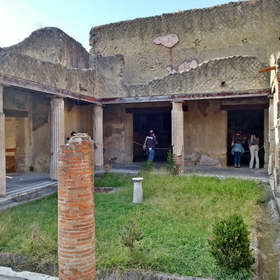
[143,130,158,161]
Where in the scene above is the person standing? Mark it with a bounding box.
[231,137,245,168]
[249,133,260,168]
[143,130,158,162]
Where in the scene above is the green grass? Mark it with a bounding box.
[0,173,264,278]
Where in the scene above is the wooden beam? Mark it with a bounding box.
[4,109,28,118]
[101,89,270,104]
[259,66,276,73]
[126,105,188,114]
[0,73,100,104]
[220,104,269,111]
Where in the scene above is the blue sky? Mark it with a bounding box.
[0,0,241,50]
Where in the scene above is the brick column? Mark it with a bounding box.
[50,98,65,180]
[171,102,184,173]
[0,85,6,196]
[58,133,95,280]
[93,104,103,168]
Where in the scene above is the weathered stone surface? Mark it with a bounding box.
[103,106,133,164]
[153,34,179,48]
[199,155,221,167]
[127,56,269,99]
[184,100,227,168]
[97,270,212,280]
[92,55,128,98]
[90,0,280,85]
[5,27,89,69]
[0,50,96,98]
[177,59,199,73]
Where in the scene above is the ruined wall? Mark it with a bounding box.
[91,0,280,86]
[127,56,269,98]
[184,101,227,167]
[32,94,50,172]
[6,27,89,69]
[5,118,16,172]
[103,105,133,164]
[93,55,128,98]
[0,50,96,98]
[64,100,93,139]
[3,88,51,172]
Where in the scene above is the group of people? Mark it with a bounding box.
[231,132,260,168]
[143,129,261,169]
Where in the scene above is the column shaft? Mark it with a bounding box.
[172,102,184,172]
[50,98,65,180]
[93,104,103,168]
[0,85,6,196]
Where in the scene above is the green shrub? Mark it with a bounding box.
[208,215,254,274]
[120,221,145,265]
[141,161,154,171]
[165,150,179,175]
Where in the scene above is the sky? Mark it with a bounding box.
[0,0,241,50]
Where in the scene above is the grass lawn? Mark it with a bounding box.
[0,173,264,278]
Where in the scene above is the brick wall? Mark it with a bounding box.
[58,134,96,280]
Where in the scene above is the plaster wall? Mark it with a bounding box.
[103,105,133,164]
[3,88,51,172]
[64,101,93,139]
[184,101,227,167]
[91,0,280,85]
[5,118,16,172]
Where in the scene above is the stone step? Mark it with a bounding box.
[0,183,57,211]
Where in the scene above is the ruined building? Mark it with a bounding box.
[0,0,280,199]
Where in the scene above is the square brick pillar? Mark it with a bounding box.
[172,101,184,173]
[58,133,95,280]
[0,85,6,196]
[93,104,103,169]
[50,98,65,180]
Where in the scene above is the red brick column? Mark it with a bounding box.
[58,133,95,280]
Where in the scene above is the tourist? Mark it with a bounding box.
[249,133,260,168]
[231,136,245,168]
[143,130,158,162]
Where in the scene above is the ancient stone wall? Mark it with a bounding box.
[91,0,280,86]
[103,105,133,164]
[127,56,269,99]
[184,100,227,167]
[6,27,89,69]
[3,88,51,172]
[0,50,96,98]
[64,100,93,139]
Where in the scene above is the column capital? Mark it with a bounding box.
[51,97,64,103]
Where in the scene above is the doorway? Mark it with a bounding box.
[227,110,264,167]
[133,111,171,162]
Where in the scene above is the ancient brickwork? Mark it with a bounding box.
[58,134,95,280]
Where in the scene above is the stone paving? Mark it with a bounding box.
[0,266,57,280]
[0,173,57,211]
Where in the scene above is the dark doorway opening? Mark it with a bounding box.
[133,111,171,162]
[227,110,264,167]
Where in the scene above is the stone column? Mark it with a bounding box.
[58,134,95,280]
[171,102,184,173]
[93,104,103,169]
[0,85,6,196]
[50,98,65,180]
[264,109,269,170]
